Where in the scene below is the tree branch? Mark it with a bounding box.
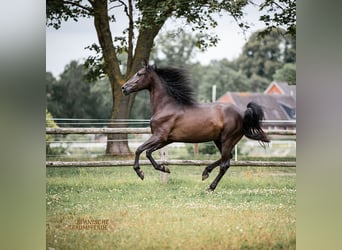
[270,0,285,11]
[108,3,124,11]
[63,0,93,14]
[259,0,285,11]
[90,0,123,83]
[117,0,128,17]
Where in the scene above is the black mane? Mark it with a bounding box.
[153,66,196,105]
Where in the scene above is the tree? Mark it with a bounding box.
[273,63,296,84]
[90,78,113,119]
[46,60,112,124]
[46,0,295,155]
[258,0,296,38]
[196,59,250,101]
[236,27,295,91]
[151,29,202,67]
[46,61,96,122]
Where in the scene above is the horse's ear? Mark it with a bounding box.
[142,59,148,68]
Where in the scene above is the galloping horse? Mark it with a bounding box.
[122,61,270,191]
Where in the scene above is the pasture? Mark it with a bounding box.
[46,164,295,249]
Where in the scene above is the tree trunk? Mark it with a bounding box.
[91,0,132,155]
[105,88,132,156]
[90,0,170,156]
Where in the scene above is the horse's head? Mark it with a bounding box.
[122,61,152,96]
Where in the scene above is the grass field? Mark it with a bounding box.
[46,165,296,249]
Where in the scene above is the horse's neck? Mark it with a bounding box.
[149,79,175,114]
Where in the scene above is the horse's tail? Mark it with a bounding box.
[242,102,270,143]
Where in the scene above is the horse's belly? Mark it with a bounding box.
[168,120,223,143]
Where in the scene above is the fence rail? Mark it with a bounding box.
[46,124,296,168]
[46,160,295,168]
[46,127,296,136]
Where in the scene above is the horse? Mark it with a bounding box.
[122,61,270,191]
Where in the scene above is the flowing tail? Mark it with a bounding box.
[242,102,270,143]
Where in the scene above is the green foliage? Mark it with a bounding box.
[236,27,296,90]
[46,108,58,128]
[46,61,112,125]
[151,29,202,67]
[246,73,270,92]
[90,78,113,118]
[46,0,92,29]
[186,142,219,155]
[46,109,65,155]
[196,59,250,101]
[46,0,253,79]
[273,63,296,85]
[83,43,105,82]
[259,0,296,38]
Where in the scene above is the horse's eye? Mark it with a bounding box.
[137,72,143,77]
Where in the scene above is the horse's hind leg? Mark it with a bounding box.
[208,135,242,191]
[202,140,224,181]
[208,159,230,191]
[202,159,220,181]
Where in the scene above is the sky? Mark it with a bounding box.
[46,3,266,78]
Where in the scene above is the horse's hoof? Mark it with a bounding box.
[162,165,171,174]
[136,170,144,180]
[202,173,209,181]
[202,170,209,181]
[208,184,216,192]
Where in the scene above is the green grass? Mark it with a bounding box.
[46,166,296,250]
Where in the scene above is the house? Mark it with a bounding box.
[217,82,296,130]
[264,81,296,97]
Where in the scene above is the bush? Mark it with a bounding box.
[186,142,218,156]
[46,109,66,156]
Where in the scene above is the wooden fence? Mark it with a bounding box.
[46,127,296,136]
[46,127,296,168]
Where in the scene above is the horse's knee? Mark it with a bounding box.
[220,161,230,172]
[135,146,144,156]
[145,148,153,158]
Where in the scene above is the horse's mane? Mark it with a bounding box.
[152,66,196,105]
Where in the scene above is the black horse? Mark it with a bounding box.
[122,62,269,191]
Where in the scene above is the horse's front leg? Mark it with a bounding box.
[133,135,165,180]
[146,142,170,173]
[133,145,145,180]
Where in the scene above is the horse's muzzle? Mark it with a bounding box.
[121,86,130,96]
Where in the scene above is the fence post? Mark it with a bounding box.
[193,143,199,157]
[159,147,169,184]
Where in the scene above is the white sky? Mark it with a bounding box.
[46,3,266,78]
